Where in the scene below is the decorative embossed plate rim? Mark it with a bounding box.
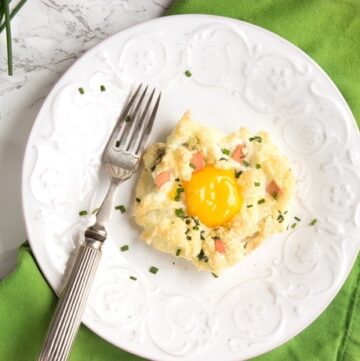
[22,15,360,361]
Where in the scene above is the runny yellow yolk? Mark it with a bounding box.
[183,166,243,227]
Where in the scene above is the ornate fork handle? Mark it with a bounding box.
[38,225,106,361]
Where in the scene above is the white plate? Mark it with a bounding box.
[22,15,360,361]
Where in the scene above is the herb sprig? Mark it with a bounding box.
[1,0,28,75]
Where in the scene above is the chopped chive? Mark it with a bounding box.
[246,204,253,208]
[256,164,261,169]
[186,236,192,241]
[277,214,285,223]
[193,218,200,225]
[258,198,266,205]
[200,231,205,240]
[254,182,260,187]
[125,115,132,123]
[243,160,250,167]
[78,87,85,95]
[272,192,278,200]
[212,273,219,278]
[129,276,137,281]
[149,266,158,274]
[249,136,262,143]
[219,157,228,161]
[100,84,106,92]
[189,163,196,169]
[291,223,297,229]
[235,170,242,178]
[310,218,318,226]
[284,210,288,214]
[176,249,181,256]
[175,177,180,181]
[92,207,99,214]
[174,187,184,201]
[115,140,120,147]
[192,226,199,231]
[197,249,208,262]
[79,210,88,216]
[136,197,141,203]
[120,245,129,252]
[294,216,301,222]
[185,219,191,225]
[221,148,230,155]
[184,70,192,77]
[185,229,190,235]
[175,208,185,218]
[115,205,126,213]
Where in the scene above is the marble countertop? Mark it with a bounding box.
[0,0,173,278]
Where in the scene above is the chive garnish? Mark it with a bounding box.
[247,204,253,208]
[185,219,191,225]
[256,164,261,169]
[175,208,185,218]
[185,229,190,235]
[184,70,192,77]
[186,236,192,241]
[249,136,262,143]
[174,187,184,201]
[254,182,260,187]
[78,87,85,95]
[149,266,158,274]
[129,276,137,281]
[219,157,228,161]
[310,218,318,226]
[100,84,106,92]
[120,245,129,252]
[212,273,219,278]
[243,160,250,167]
[294,216,301,222]
[125,115,132,123]
[192,226,199,231]
[136,197,141,203]
[291,223,297,229]
[176,249,181,256]
[221,148,230,155]
[79,210,88,216]
[272,192,278,200]
[200,231,205,240]
[189,163,196,169]
[277,212,285,223]
[175,178,180,181]
[115,140,120,147]
[258,199,266,205]
[115,205,126,213]
[235,170,242,178]
[197,249,208,262]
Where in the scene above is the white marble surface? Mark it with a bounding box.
[0,0,173,279]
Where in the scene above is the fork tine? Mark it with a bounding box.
[118,85,149,149]
[135,92,161,155]
[105,84,142,149]
[128,88,156,152]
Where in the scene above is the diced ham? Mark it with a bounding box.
[232,144,245,163]
[155,170,171,189]
[214,239,226,254]
[267,180,281,199]
[190,151,205,172]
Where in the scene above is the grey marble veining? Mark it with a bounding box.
[0,0,173,278]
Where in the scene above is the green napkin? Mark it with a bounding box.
[1,1,360,360]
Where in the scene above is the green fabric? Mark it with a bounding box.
[1,1,360,360]
[0,245,143,361]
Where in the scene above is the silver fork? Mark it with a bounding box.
[38,84,161,361]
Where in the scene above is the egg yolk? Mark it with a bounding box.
[183,166,243,227]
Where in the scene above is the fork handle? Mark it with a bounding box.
[38,226,106,361]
